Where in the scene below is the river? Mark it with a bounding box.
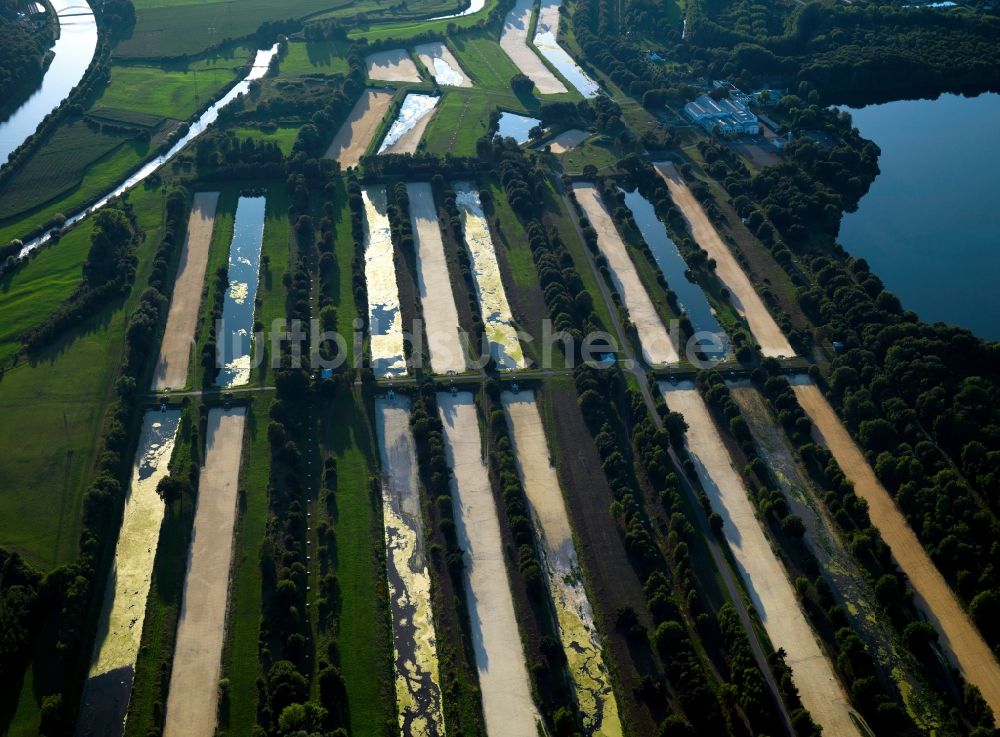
[18,44,279,257]
[839,92,1000,340]
[0,0,98,170]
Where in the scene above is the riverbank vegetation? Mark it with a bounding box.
[0,0,55,123]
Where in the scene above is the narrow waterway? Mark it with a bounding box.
[215,195,266,388]
[0,0,98,169]
[18,44,279,257]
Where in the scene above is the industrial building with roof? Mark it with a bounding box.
[684,84,760,135]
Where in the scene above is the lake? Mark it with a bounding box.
[839,92,1000,340]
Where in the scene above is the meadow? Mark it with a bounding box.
[280,39,352,76]
[120,0,466,58]
[0,185,169,569]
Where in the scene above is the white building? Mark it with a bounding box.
[684,84,760,135]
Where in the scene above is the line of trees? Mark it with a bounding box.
[0,0,55,123]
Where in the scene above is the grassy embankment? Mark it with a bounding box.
[0,186,169,569]
[0,55,242,242]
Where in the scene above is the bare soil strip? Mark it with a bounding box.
[730,383,944,729]
[790,378,1000,715]
[77,412,181,737]
[163,408,246,737]
[499,0,568,95]
[151,192,220,390]
[654,161,794,358]
[407,183,466,373]
[366,48,422,82]
[547,128,587,153]
[375,394,446,737]
[573,182,679,366]
[503,390,623,737]
[324,90,394,168]
[438,392,539,736]
[660,382,861,737]
[414,42,473,87]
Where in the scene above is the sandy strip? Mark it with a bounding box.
[499,0,568,95]
[407,183,466,373]
[790,378,1000,715]
[573,183,678,366]
[654,161,794,358]
[503,390,623,737]
[378,94,440,155]
[366,48,422,82]
[376,395,446,737]
[453,183,525,370]
[660,382,859,737]
[547,128,587,153]
[151,193,219,391]
[324,90,394,168]
[76,412,181,737]
[363,186,407,378]
[414,42,472,87]
[163,408,246,737]
[438,392,539,736]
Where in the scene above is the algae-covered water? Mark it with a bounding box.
[363,186,408,377]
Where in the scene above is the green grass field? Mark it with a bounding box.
[219,396,272,735]
[232,125,300,155]
[251,186,291,387]
[0,185,167,569]
[318,384,392,737]
[280,39,351,76]
[120,0,464,58]
[0,224,94,366]
[422,89,504,156]
[552,135,620,174]
[346,0,499,41]
[96,58,242,121]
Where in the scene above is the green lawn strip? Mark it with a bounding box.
[192,186,237,389]
[421,88,518,156]
[449,33,527,92]
[99,58,243,122]
[552,136,620,175]
[281,39,351,76]
[0,225,94,366]
[319,384,392,737]
[125,405,199,737]
[120,0,461,58]
[251,186,291,388]
[218,395,272,735]
[326,177,358,369]
[347,0,500,42]
[0,186,168,569]
[538,177,616,331]
[232,126,301,155]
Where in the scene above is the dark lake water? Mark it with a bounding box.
[839,92,1000,340]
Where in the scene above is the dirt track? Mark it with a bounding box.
[324,90,393,168]
[548,128,587,153]
[661,383,860,737]
[438,392,538,736]
[654,162,794,358]
[163,408,246,737]
[407,183,466,373]
[151,192,219,390]
[366,48,422,82]
[499,0,567,95]
[573,183,678,366]
[790,378,1000,716]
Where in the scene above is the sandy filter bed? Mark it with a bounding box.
[324,89,394,168]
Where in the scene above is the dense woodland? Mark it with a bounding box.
[0,0,54,125]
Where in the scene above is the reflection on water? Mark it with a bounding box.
[78,410,181,737]
[620,188,728,358]
[430,57,464,86]
[216,196,266,388]
[496,112,541,144]
[378,94,439,153]
[363,186,408,377]
[19,45,279,257]
[0,0,98,168]
[453,183,525,369]
[376,395,445,737]
[426,0,485,20]
[532,0,599,98]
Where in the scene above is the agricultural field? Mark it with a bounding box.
[280,39,352,76]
